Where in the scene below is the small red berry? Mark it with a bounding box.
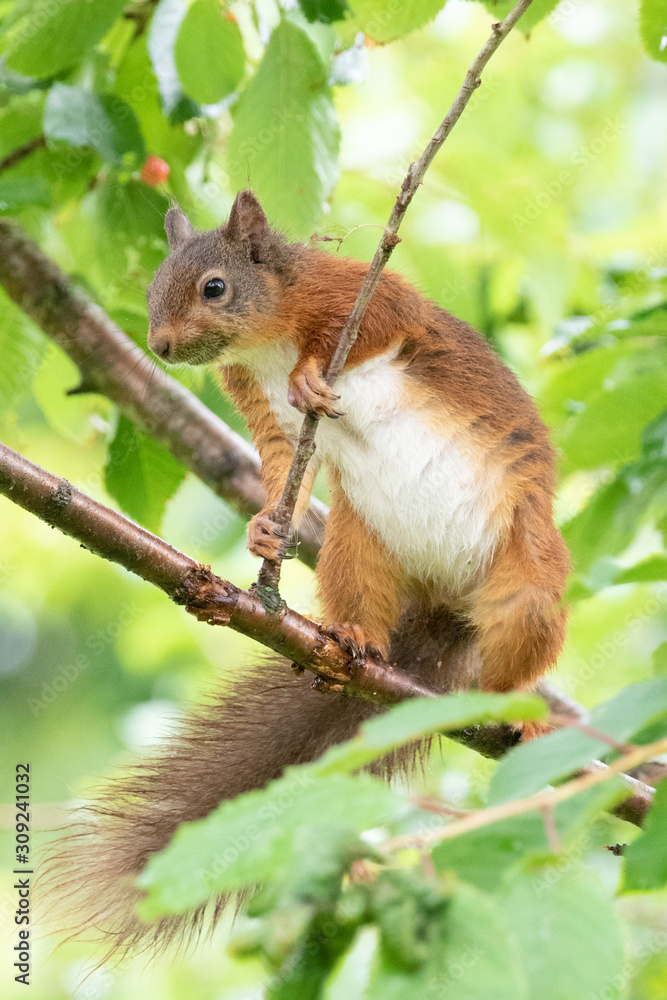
[141,156,170,187]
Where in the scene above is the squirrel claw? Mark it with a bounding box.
[324,622,384,669]
[288,365,342,419]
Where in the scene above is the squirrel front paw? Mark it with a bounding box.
[288,361,344,419]
[247,508,288,561]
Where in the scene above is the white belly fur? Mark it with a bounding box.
[237,342,505,595]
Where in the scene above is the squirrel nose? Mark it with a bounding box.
[148,331,171,360]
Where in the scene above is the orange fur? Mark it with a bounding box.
[224,363,296,508]
[471,506,569,692]
[219,251,569,692]
[224,363,320,558]
[316,471,406,658]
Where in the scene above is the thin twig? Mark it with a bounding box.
[310,224,395,250]
[411,795,472,819]
[255,0,536,611]
[548,714,635,754]
[540,804,562,853]
[385,737,667,851]
[0,134,46,176]
[535,679,588,719]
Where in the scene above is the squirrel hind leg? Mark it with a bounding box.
[315,478,404,660]
[322,622,386,664]
[475,593,568,695]
[472,504,569,696]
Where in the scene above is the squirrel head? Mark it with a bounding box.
[147,190,288,366]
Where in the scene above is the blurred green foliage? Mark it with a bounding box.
[0,0,666,997]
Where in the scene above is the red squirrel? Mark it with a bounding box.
[45,190,569,957]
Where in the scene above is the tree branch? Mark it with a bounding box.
[0,218,326,567]
[0,440,437,706]
[255,0,536,610]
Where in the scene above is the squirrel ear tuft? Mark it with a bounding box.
[226,190,268,261]
[165,207,194,249]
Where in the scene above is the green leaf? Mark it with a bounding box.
[613,554,667,584]
[138,772,397,918]
[147,0,190,115]
[563,476,636,580]
[562,459,666,581]
[5,0,127,78]
[642,406,667,459]
[498,863,626,1000]
[92,176,170,284]
[114,34,201,171]
[32,344,113,442]
[551,776,633,839]
[639,0,667,63]
[371,871,445,973]
[432,779,630,891]
[435,885,528,998]
[0,291,45,412]
[105,415,186,533]
[0,95,43,160]
[624,303,667,338]
[313,691,546,776]
[432,814,548,891]
[174,0,245,105]
[227,20,339,238]
[489,677,667,805]
[44,84,145,167]
[0,95,99,206]
[345,0,446,43]
[367,882,527,1000]
[654,643,667,675]
[624,779,667,891]
[298,0,349,24]
[558,366,667,477]
[540,341,640,429]
[0,176,50,213]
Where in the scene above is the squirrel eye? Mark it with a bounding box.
[203,278,226,299]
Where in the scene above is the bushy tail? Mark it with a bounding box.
[41,657,381,957]
[42,608,477,958]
